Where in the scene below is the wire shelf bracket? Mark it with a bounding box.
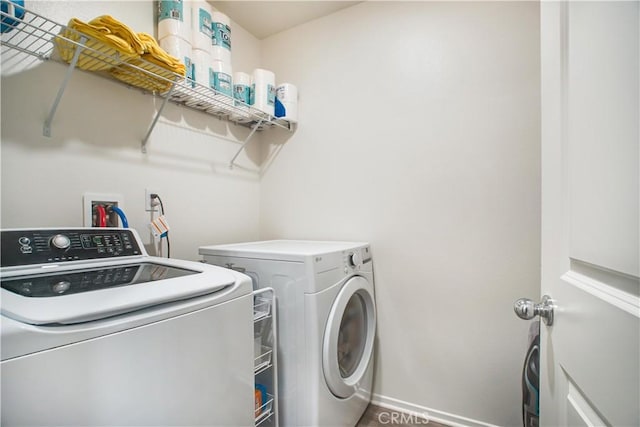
[141,81,177,153]
[229,119,264,169]
[42,36,85,137]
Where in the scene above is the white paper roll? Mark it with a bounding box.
[159,35,190,58]
[211,11,231,63]
[276,83,298,123]
[211,11,230,26]
[276,83,298,103]
[205,60,232,114]
[191,48,211,88]
[191,1,213,52]
[211,46,231,63]
[280,101,298,123]
[233,71,251,104]
[157,0,191,41]
[211,60,233,97]
[159,35,194,101]
[211,11,231,61]
[251,68,276,116]
[230,71,252,122]
[234,71,251,87]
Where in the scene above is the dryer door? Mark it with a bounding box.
[322,275,376,398]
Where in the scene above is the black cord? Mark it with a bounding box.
[152,194,170,258]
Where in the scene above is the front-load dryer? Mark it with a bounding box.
[199,240,376,427]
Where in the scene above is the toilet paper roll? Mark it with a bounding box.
[211,12,230,27]
[276,83,298,123]
[279,101,298,123]
[230,71,252,122]
[251,68,276,117]
[159,35,194,101]
[211,11,231,63]
[206,60,233,114]
[158,0,191,42]
[191,1,213,52]
[276,83,298,103]
[211,11,231,50]
[186,48,213,109]
[191,48,211,88]
[210,60,233,97]
[233,72,251,104]
[211,45,232,63]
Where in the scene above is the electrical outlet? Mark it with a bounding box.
[145,189,158,212]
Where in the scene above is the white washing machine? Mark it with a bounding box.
[199,240,376,427]
[1,228,255,426]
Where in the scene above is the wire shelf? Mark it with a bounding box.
[253,288,278,427]
[254,346,273,374]
[253,296,272,321]
[1,2,294,160]
[1,6,55,59]
[255,394,274,426]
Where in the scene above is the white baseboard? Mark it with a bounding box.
[370,393,499,427]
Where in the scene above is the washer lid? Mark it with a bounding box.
[1,258,237,325]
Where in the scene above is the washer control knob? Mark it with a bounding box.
[50,234,71,250]
[348,251,362,268]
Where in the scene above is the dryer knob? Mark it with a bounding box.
[50,234,71,250]
[348,251,362,268]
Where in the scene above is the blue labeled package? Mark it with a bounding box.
[1,0,25,33]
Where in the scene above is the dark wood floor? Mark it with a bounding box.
[356,405,448,427]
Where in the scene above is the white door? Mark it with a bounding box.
[536,1,640,426]
[323,276,376,398]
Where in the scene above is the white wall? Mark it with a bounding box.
[1,1,541,425]
[1,1,264,260]
[259,2,540,426]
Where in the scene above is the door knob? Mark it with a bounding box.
[514,295,554,326]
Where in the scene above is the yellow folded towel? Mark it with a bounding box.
[55,16,185,94]
[110,33,185,94]
[88,15,145,55]
[55,16,142,71]
[138,33,186,76]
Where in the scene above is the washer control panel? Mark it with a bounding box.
[1,229,142,267]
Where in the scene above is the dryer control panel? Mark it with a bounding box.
[1,229,143,267]
[344,246,372,271]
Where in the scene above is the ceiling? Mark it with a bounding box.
[210,1,362,39]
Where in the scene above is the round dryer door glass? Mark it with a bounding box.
[338,293,367,378]
[323,276,376,399]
